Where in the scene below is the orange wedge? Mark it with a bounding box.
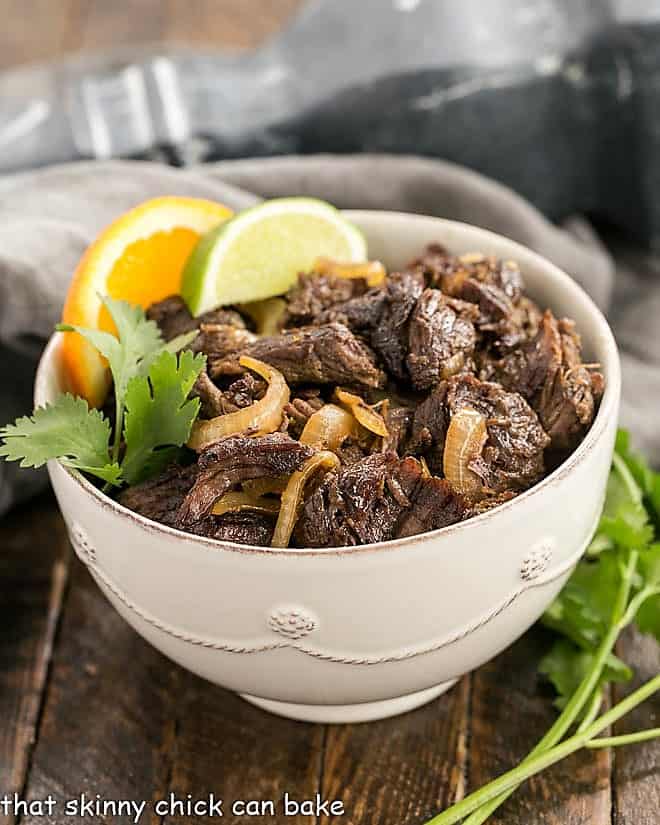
[61,196,232,407]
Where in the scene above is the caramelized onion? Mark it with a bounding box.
[300,404,357,450]
[187,356,290,452]
[211,491,280,517]
[443,408,488,498]
[313,256,386,287]
[271,451,340,548]
[239,297,287,336]
[242,477,288,497]
[335,388,389,438]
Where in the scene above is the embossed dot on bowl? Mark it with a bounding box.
[520,538,556,582]
[268,606,318,640]
[69,522,97,565]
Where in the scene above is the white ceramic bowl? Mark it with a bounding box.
[35,212,620,724]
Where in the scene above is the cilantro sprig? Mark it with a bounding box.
[427,431,660,825]
[0,297,205,488]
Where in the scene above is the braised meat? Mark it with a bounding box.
[147,295,247,341]
[285,273,366,325]
[177,433,314,526]
[211,322,385,388]
[118,462,197,526]
[295,453,465,547]
[118,241,604,549]
[447,374,550,492]
[370,269,425,379]
[407,289,477,389]
[484,310,604,449]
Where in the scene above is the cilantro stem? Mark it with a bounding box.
[586,728,660,748]
[111,385,124,464]
[620,585,660,629]
[425,673,660,825]
[448,548,639,825]
[576,690,603,733]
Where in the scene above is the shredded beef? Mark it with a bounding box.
[408,382,449,471]
[484,310,602,449]
[370,269,425,379]
[407,289,477,389]
[147,295,247,341]
[283,389,325,439]
[447,374,550,492]
[188,511,275,546]
[211,322,385,388]
[119,463,197,526]
[285,273,366,326]
[192,371,265,418]
[295,453,464,547]
[382,405,414,454]
[177,433,314,526]
[193,324,258,368]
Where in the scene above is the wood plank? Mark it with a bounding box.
[163,0,303,49]
[319,676,471,825]
[21,558,181,825]
[0,0,79,68]
[162,676,324,825]
[0,495,70,825]
[612,629,660,825]
[468,630,611,825]
[69,0,168,52]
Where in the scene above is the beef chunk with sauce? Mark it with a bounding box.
[211,322,385,388]
[119,462,197,527]
[177,433,314,526]
[370,269,425,379]
[447,374,550,493]
[192,371,266,418]
[483,310,603,449]
[407,289,477,389]
[285,273,367,325]
[295,452,465,547]
[147,295,247,341]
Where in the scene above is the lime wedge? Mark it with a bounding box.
[181,197,367,314]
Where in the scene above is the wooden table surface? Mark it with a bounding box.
[0,2,659,824]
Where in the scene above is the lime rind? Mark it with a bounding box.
[181,197,367,315]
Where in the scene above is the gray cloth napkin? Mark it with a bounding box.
[0,154,655,515]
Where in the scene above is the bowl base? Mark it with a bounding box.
[240,680,457,724]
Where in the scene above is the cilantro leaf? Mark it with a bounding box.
[539,639,632,709]
[598,453,653,549]
[120,349,205,485]
[57,295,163,406]
[0,394,121,485]
[541,549,622,649]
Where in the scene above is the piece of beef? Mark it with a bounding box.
[407,289,477,390]
[465,490,518,518]
[316,288,387,332]
[177,433,314,525]
[447,374,550,493]
[484,310,603,450]
[370,269,425,379]
[482,309,562,400]
[119,463,197,526]
[295,453,464,547]
[408,382,449,471]
[211,322,385,388]
[283,389,325,439]
[192,323,258,366]
[394,475,466,538]
[382,405,414,454]
[536,318,604,450]
[193,371,266,419]
[285,273,366,326]
[188,511,275,546]
[147,295,247,341]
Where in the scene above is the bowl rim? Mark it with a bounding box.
[35,210,621,558]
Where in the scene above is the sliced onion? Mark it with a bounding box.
[212,491,280,517]
[187,356,290,452]
[443,408,488,498]
[335,388,389,438]
[313,256,386,287]
[271,451,340,548]
[300,404,357,450]
[239,297,287,336]
[242,477,288,497]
